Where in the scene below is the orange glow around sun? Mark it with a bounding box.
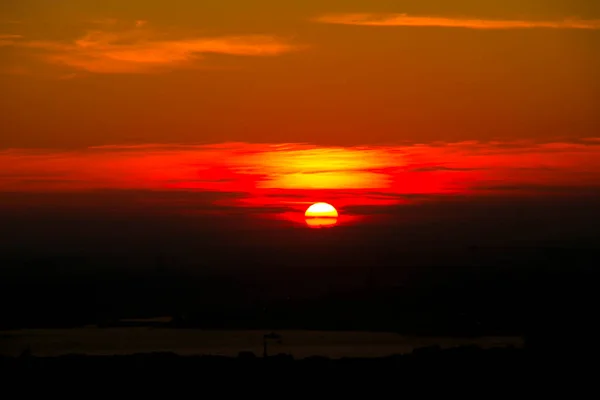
[2,140,600,228]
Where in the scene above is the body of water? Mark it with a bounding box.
[0,328,523,358]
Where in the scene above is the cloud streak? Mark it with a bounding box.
[313,13,600,30]
[2,139,600,222]
[0,34,22,46]
[12,21,300,73]
[2,138,600,194]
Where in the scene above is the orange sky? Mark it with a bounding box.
[2,139,600,227]
[1,1,599,226]
[1,1,599,148]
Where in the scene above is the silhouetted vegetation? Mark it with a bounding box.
[0,344,589,374]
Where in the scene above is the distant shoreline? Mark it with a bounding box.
[0,324,527,335]
[0,345,584,377]
[0,327,524,359]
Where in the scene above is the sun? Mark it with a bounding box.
[305,202,338,218]
[305,202,338,228]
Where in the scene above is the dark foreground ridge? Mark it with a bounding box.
[3,347,595,393]
[0,345,589,372]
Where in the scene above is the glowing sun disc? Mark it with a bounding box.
[305,202,338,228]
[305,202,339,218]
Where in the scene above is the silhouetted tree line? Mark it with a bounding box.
[0,344,591,373]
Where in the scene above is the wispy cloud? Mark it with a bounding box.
[313,13,600,30]
[0,34,22,46]
[10,20,301,74]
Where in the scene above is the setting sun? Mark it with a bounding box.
[305,202,339,218]
[305,202,338,228]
